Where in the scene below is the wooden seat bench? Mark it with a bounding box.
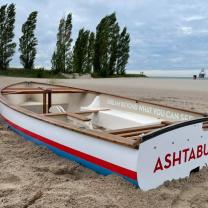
[106,123,167,135]
[44,112,91,122]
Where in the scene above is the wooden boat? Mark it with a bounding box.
[0,81,208,190]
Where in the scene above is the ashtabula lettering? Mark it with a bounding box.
[154,144,208,173]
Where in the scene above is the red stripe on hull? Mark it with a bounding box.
[0,115,138,180]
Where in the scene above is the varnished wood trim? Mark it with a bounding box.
[44,112,91,122]
[75,109,110,114]
[107,123,166,135]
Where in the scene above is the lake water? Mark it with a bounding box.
[127,69,207,79]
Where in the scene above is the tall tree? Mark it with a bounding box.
[116,27,130,75]
[64,13,73,72]
[51,51,57,72]
[86,32,95,73]
[0,4,16,69]
[94,13,119,77]
[51,13,73,73]
[108,21,120,75]
[19,11,38,69]
[52,18,65,73]
[72,28,90,74]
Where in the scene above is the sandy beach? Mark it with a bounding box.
[0,77,208,208]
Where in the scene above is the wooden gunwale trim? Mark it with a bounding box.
[2,88,85,94]
[0,92,138,148]
[25,81,207,117]
[2,81,207,116]
[0,81,206,148]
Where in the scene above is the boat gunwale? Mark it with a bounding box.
[0,81,207,148]
[142,116,208,142]
[21,81,207,116]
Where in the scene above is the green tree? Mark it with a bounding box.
[19,11,38,69]
[0,4,16,69]
[51,51,57,72]
[108,22,120,75]
[72,28,90,74]
[116,27,130,75]
[86,32,95,73]
[94,13,120,77]
[65,13,73,72]
[51,13,73,73]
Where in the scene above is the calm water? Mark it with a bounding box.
[127,69,207,80]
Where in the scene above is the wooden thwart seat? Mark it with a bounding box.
[44,112,91,122]
[44,112,140,148]
[118,129,153,137]
[107,123,167,135]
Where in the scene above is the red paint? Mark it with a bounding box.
[153,157,163,173]
[188,148,195,161]
[164,153,171,169]
[197,145,203,158]
[0,115,137,181]
[154,144,208,173]
[182,148,189,163]
[173,151,181,166]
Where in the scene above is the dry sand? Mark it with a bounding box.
[0,77,208,208]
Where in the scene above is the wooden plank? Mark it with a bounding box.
[119,129,153,137]
[75,109,110,114]
[43,113,137,147]
[2,89,44,94]
[48,91,52,113]
[107,123,166,135]
[43,92,47,114]
[2,87,85,94]
[88,132,139,148]
[50,88,85,93]
[44,112,91,122]
[67,112,91,122]
[203,124,208,129]
[161,120,174,125]
[44,112,66,116]
[128,137,141,148]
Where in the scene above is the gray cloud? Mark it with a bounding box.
[1,0,208,70]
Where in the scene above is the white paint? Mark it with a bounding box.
[95,109,161,130]
[107,99,194,121]
[1,101,208,191]
[0,103,138,173]
[137,122,208,190]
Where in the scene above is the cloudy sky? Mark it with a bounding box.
[1,0,208,72]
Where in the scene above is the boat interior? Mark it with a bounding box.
[1,81,207,148]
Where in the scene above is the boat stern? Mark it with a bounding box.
[137,118,208,190]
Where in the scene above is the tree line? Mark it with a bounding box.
[0,4,38,70]
[0,4,130,77]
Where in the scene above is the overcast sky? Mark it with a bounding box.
[1,0,208,71]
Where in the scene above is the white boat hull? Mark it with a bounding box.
[1,82,208,190]
[0,102,138,185]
